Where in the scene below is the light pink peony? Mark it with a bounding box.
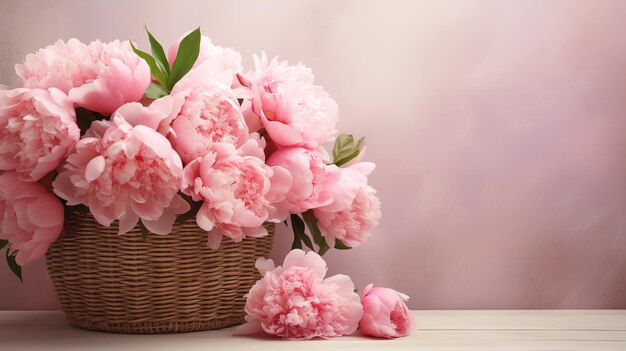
[0,172,64,265]
[52,115,190,235]
[0,88,79,181]
[246,53,338,149]
[266,147,340,213]
[236,249,363,340]
[16,39,151,114]
[312,161,380,247]
[359,284,412,338]
[181,138,292,248]
[168,34,242,88]
[314,184,381,248]
[168,84,249,164]
[318,162,376,212]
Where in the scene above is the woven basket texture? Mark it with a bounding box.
[45,213,274,334]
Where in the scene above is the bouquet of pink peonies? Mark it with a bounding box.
[0,28,381,281]
[1,27,413,340]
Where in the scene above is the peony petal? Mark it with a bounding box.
[262,119,303,147]
[233,321,263,336]
[85,156,106,182]
[206,230,223,249]
[362,283,374,297]
[26,195,64,228]
[196,204,215,232]
[117,213,139,235]
[131,125,178,161]
[255,257,275,276]
[282,249,327,280]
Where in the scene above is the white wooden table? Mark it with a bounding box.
[1,310,625,350]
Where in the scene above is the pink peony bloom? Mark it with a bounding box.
[314,184,381,248]
[359,284,412,338]
[236,249,363,340]
[181,138,292,248]
[318,162,376,212]
[16,39,151,114]
[266,147,340,213]
[52,115,190,235]
[168,34,242,88]
[0,88,79,181]
[0,172,64,265]
[168,84,249,164]
[246,53,338,149]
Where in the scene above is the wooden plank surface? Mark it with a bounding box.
[0,310,624,351]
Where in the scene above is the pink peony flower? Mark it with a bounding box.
[314,184,381,248]
[359,284,412,338]
[0,172,64,265]
[246,53,338,149]
[0,88,79,181]
[168,34,242,88]
[236,249,363,340]
[312,161,380,247]
[52,115,190,235]
[168,83,249,164]
[181,138,292,248]
[266,147,340,213]
[16,39,151,114]
[318,162,376,212]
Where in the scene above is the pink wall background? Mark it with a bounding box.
[1,0,626,310]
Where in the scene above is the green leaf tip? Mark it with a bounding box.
[5,248,22,282]
[130,27,202,97]
[168,27,201,90]
[290,214,314,251]
[303,210,330,256]
[145,26,170,75]
[334,239,352,250]
[130,41,168,90]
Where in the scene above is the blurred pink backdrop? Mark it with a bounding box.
[1,0,625,310]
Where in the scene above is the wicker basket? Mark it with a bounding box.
[45,213,274,334]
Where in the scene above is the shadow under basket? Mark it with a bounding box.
[45,214,275,334]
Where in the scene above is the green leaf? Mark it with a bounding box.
[144,82,168,99]
[6,249,22,282]
[168,27,201,90]
[333,135,366,167]
[334,149,361,167]
[291,234,303,250]
[145,26,170,75]
[334,239,352,250]
[290,214,314,250]
[332,134,354,161]
[303,211,330,256]
[176,193,203,224]
[130,41,168,89]
[0,240,8,251]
